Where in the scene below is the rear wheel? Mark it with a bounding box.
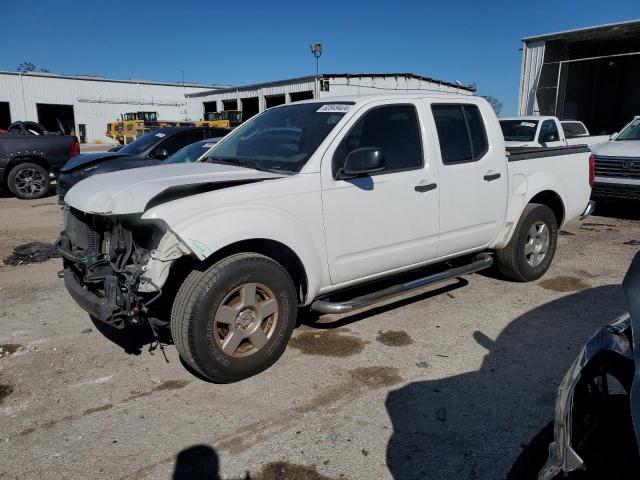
[496,203,558,281]
[8,162,51,199]
[171,253,298,383]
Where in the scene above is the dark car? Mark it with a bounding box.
[0,124,79,199]
[57,126,229,203]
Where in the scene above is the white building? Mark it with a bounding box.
[186,73,475,122]
[0,71,227,143]
[518,19,640,134]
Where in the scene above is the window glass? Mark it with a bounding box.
[158,131,191,156]
[164,140,211,164]
[540,120,559,142]
[433,104,488,164]
[616,119,640,141]
[561,122,587,138]
[432,105,472,164]
[500,120,538,142]
[333,105,422,174]
[464,105,488,158]
[209,102,349,173]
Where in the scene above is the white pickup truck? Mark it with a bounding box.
[499,116,609,148]
[56,94,594,382]
[590,116,640,200]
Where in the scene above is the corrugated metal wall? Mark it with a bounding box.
[0,73,214,143]
[518,41,546,115]
[187,74,472,118]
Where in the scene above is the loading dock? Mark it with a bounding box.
[203,101,218,118]
[289,91,314,102]
[265,94,285,108]
[36,103,75,135]
[0,102,10,129]
[519,20,640,134]
[222,99,238,111]
[240,97,259,120]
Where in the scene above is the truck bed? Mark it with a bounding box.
[507,144,590,161]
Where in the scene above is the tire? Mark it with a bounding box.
[7,162,51,199]
[496,203,558,282]
[171,253,298,383]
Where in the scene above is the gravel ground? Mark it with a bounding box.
[0,195,639,479]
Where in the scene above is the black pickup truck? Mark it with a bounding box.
[0,122,80,199]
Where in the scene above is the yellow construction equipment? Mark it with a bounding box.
[106,111,231,144]
[205,111,243,129]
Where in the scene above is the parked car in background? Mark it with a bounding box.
[57,94,595,383]
[0,126,79,199]
[57,126,230,203]
[591,116,640,200]
[500,116,609,148]
[539,251,640,480]
[163,138,222,164]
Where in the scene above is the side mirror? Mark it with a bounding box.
[151,147,169,160]
[339,148,385,178]
[609,132,618,141]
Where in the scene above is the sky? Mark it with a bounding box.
[1,0,639,115]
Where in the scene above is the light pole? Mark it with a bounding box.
[310,43,323,76]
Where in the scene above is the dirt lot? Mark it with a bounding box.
[1,195,639,479]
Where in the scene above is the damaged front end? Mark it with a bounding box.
[539,252,640,479]
[56,205,191,329]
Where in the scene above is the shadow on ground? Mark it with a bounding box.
[593,198,640,221]
[385,284,627,480]
[172,444,338,479]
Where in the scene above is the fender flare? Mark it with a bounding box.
[142,204,328,303]
[493,170,567,249]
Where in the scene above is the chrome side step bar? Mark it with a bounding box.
[310,254,494,314]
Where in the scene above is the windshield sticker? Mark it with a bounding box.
[317,104,351,113]
[520,122,536,128]
[155,133,166,138]
[202,143,217,148]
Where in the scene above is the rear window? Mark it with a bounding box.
[499,120,538,142]
[432,104,488,164]
[561,121,587,138]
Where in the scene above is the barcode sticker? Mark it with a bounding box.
[317,104,351,113]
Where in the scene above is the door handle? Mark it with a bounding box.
[483,173,501,181]
[414,183,437,193]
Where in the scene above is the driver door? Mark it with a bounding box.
[321,102,439,285]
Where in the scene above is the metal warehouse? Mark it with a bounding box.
[519,19,640,134]
[0,71,226,143]
[185,73,475,122]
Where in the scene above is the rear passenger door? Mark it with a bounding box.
[430,102,507,256]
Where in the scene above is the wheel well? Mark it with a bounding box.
[3,156,50,187]
[529,190,564,226]
[197,239,309,303]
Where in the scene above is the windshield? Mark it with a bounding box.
[616,119,640,141]
[499,120,539,142]
[164,140,216,164]
[207,102,351,173]
[118,130,167,155]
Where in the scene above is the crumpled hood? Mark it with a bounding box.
[64,162,286,215]
[591,140,640,158]
[61,151,131,172]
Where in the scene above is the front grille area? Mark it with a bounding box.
[594,155,640,179]
[593,183,640,200]
[66,208,100,252]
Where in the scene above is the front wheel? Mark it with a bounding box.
[8,162,51,199]
[171,253,298,383]
[496,203,558,282]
